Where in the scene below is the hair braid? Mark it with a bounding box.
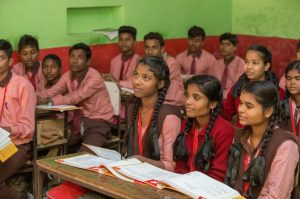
[232,73,248,98]
[194,103,221,171]
[173,118,193,161]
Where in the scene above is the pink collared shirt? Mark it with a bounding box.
[258,140,298,198]
[12,62,46,92]
[110,53,140,88]
[164,56,185,106]
[44,67,114,122]
[141,114,181,171]
[0,73,36,145]
[212,56,245,98]
[176,49,216,75]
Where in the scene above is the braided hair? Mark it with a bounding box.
[125,56,170,160]
[232,45,279,99]
[280,60,300,122]
[173,75,223,171]
[225,81,280,199]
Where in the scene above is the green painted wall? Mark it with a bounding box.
[0,0,232,49]
[232,0,300,39]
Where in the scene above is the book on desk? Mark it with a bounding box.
[36,105,81,112]
[0,128,18,162]
[55,144,244,199]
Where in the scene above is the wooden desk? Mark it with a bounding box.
[36,153,190,199]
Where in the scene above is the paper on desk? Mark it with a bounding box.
[0,128,10,143]
[36,105,80,112]
[120,87,134,94]
[83,144,124,161]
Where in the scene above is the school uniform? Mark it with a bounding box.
[280,98,300,137]
[224,85,285,127]
[12,62,45,92]
[227,128,298,198]
[174,116,234,182]
[212,56,245,98]
[164,56,185,106]
[43,67,114,152]
[127,104,182,171]
[110,53,140,88]
[176,49,216,75]
[0,71,36,199]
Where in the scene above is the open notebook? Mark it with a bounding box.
[56,144,244,199]
[0,128,18,162]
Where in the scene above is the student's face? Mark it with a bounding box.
[188,36,203,53]
[238,91,272,127]
[42,59,61,82]
[184,84,216,118]
[118,33,135,53]
[69,49,90,72]
[296,48,300,61]
[0,50,12,75]
[244,50,270,81]
[19,45,40,68]
[220,40,236,57]
[144,39,164,56]
[132,63,163,99]
[286,69,300,96]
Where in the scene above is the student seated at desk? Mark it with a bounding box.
[224,45,285,127]
[176,25,216,75]
[124,56,182,171]
[173,75,234,182]
[225,81,299,199]
[211,33,244,98]
[36,54,62,96]
[12,34,45,92]
[143,32,185,106]
[0,39,36,199]
[37,43,114,153]
[105,25,141,89]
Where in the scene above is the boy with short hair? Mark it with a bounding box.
[212,33,244,97]
[12,34,45,91]
[144,32,184,106]
[176,26,216,75]
[0,39,36,199]
[108,26,140,88]
[38,43,114,153]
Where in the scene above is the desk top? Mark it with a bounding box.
[37,153,190,199]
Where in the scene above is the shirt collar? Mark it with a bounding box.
[187,49,202,58]
[70,67,89,86]
[0,70,12,87]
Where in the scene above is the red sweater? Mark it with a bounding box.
[223,85,285,127]
[174,116,234,182]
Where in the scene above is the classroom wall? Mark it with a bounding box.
[232,0,300,39]
[0,0,232,49]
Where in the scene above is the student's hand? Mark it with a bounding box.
[0,126,12,133]
[37,95,49,105]
[102,73,114,81]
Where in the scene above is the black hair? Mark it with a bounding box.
[126,56,170,160]
[280,60,300,121]
[118,26,137,40]
[225,81,280,198]
[18,34,39,52]
[219,33,238,46]
[173,75,223,171]
[188,26,206,40]
[0,39,13,58]
[143,32,165,47]
[69,43,92,60]
[42,54,62,69]
[232,45,278,98]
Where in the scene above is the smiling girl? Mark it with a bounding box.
[173,75,234,182]
[224,45,285,127]
[225,81,298,199]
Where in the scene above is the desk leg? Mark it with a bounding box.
[35,166,46,199]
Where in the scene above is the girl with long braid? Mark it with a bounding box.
[173,75,234,182]
[124,56,182,171]
[224,45,285,127]
[280,60,300,137]
[225,81,299,199]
